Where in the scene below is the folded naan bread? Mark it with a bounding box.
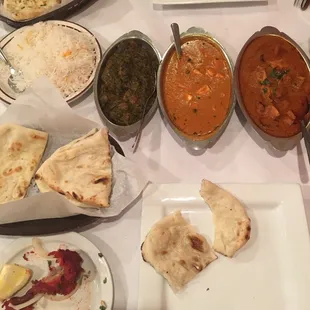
[35,128,112,208]
[0,124,48,204]
[141,211,217,291]
[200,180,251,258]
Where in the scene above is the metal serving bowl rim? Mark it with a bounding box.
[94,30,161,130]
[157,29,236,148]
[234,26,310,148]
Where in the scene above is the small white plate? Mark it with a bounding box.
[0,20,102,105]
[138,183,310,310]
[153,0,267,4]
[0,232,114,310]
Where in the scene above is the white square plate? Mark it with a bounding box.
[153,0,267,5]
[138,183,310,310]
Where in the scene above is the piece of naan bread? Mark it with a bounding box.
[35,128,112,208]
[0,124,48,204]
[141,211,217,291]
[3,0,62,21]
[200,179,251,258]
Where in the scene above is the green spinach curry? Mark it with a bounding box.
[99,39,159,126]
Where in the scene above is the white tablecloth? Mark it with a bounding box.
[0,0,309,309]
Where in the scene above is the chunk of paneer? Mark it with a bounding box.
[276,100,290,113]
[206,68,216,77]
[216,73,225,79]
[281,74,292,86]
[286,110,296,121]
[256,102,265,115]
[197,85,211,96]
[256,66,267,82]
[282,116,295,126]
[268,59,285,69]
[261,88,273,106]
[259,116,273,127]
[185,94,193,102]
[193,69,203,76]
[256,102,280,119]
[264,105,280,119]
[292,76,305,90]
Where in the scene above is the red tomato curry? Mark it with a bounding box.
[239,35,310,138]
[162,36,232,140]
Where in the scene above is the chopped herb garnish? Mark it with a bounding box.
[103,277,107,284]
[48,261,52,267]
[193,108,198,114]
[98,253,103,258]
[185,69,191,74]
[263,88,267,94]
[270,68,289,80]
[272,88,277,96]
[99,306,106,310]
[260,78,270,86]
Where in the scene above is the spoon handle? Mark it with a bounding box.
[301,0,309,10]
[171,23,182,58]
[0,47,12,67]
[132,73,157,153]
[301,120,310,165]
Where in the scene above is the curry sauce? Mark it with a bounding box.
[99,39,159,126]
[239,35,310,138]
[162,36,232,140]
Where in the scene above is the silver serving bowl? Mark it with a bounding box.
[234,26,310,151]
[94,30,161,138]
[157,27,235,151]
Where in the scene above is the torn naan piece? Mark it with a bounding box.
[35,128,112,208]
[0,124,48,204]
[200,179,251,258]
[141,211,217,291]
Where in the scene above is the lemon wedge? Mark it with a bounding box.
[0,264,32,301]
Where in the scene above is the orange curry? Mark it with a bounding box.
[163,36,232,140]
[239,35,310,138]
